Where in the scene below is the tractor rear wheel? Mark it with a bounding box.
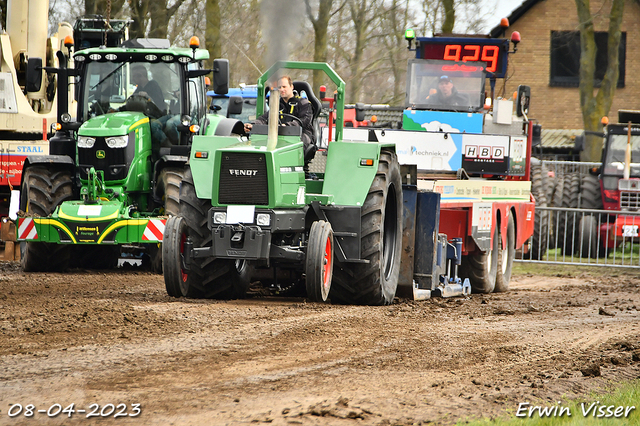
[330,151,403,305]
[578,215,602,259]
[305,220,333,302]
[460,221,499,294]
[577,174,604,258]
[495,213,515,293]
[150,167,185,273]
[525,161,549,260]
[557,172,580,255]
[20,166,73,272]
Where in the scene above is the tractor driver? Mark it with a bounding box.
[243,76,315,158]
[426,75,469,107]
[131,65,166,112]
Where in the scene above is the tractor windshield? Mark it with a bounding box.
[603,134,640,176]
[82,61,183,121]
[405,59,486,112]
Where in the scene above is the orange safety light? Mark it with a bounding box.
[601,116,609,125]
[370,115,378,123]
[189,36,200,49]
[189,124,200,133]
[500,18,509,28]
[360,158,374,167]
[194,151,208,159]
[64,35,74,48]
[52,123,62,131]
[512,91,517,100]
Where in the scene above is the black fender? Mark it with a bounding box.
[214,118,245,136]
[153,156,189,199]
[21,155,75,188]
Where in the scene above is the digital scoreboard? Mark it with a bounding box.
[416,37,510,78]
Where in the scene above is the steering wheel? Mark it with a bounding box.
[90,101,105,116]
[124,94,163,119]
[279,113,303,126]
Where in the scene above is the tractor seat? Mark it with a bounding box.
[293,81,321,142]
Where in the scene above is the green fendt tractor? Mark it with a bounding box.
[162,62,403,304]
[17,29,238,271]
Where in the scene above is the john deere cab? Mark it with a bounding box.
[17,33,238,272]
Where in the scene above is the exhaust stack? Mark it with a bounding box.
[267,89,280,151]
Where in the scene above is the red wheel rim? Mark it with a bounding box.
[179,232,188,283]
[322,235,332,290]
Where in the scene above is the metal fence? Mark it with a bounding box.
[516,159,640,268]
[517,207,640,267]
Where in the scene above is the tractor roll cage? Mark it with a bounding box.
[256,61,346,142]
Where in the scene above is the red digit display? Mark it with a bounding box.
[443,45,461,62]
[462,45,480,62]
[419,37,509,78]
[481,46,500,73]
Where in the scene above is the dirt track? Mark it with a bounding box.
[0,262,639,425]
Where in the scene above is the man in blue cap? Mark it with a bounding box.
[427,75,469,107]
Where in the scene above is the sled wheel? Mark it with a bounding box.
[305,220,334,302]
[460,220,499,294]
[495,212,515,293]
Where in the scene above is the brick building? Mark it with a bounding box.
[489,0,640,134]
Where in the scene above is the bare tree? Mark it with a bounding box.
[379,0,411,105]
[416,0,493,36]
[205,0,221,65]
[336,0,382,102]
[304,0,346,92]
[85,0,126,16]
[441,0,454,33]
[576,0,624,162]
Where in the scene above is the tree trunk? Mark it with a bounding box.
[441,0,455,34]
[576,0,624,162]
[305,0,335,93]
[205,0,221,68]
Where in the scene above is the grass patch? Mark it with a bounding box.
[457,380,640,425]
[512,262,640,278]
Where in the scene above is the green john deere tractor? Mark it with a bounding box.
[17,35,240,272]
[162,62,403,305]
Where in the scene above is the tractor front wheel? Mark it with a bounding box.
[163,215,203,298]
[305,220,334,302]
[20,166,73,272]
[150,167,185,273]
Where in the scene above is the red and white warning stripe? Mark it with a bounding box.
[141,219,166,242]
[18,218,38,240]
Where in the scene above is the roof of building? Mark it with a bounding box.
[541,128,582,149]
[489,0,540,38]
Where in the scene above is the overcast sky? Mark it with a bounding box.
[483,0,521,32]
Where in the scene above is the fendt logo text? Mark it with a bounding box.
[229,169,259,176]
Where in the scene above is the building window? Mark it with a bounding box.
[550,31,625,88]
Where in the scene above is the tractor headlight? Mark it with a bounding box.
[105,135,128,148]
[77,136,96,148]
[213,212,227,224]
[256,213,270,226]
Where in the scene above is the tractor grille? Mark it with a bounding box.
[620,191,640,211]
[78,137,128,181]
[218,152,268,205]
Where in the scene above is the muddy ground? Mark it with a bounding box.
[0,262,639,425]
